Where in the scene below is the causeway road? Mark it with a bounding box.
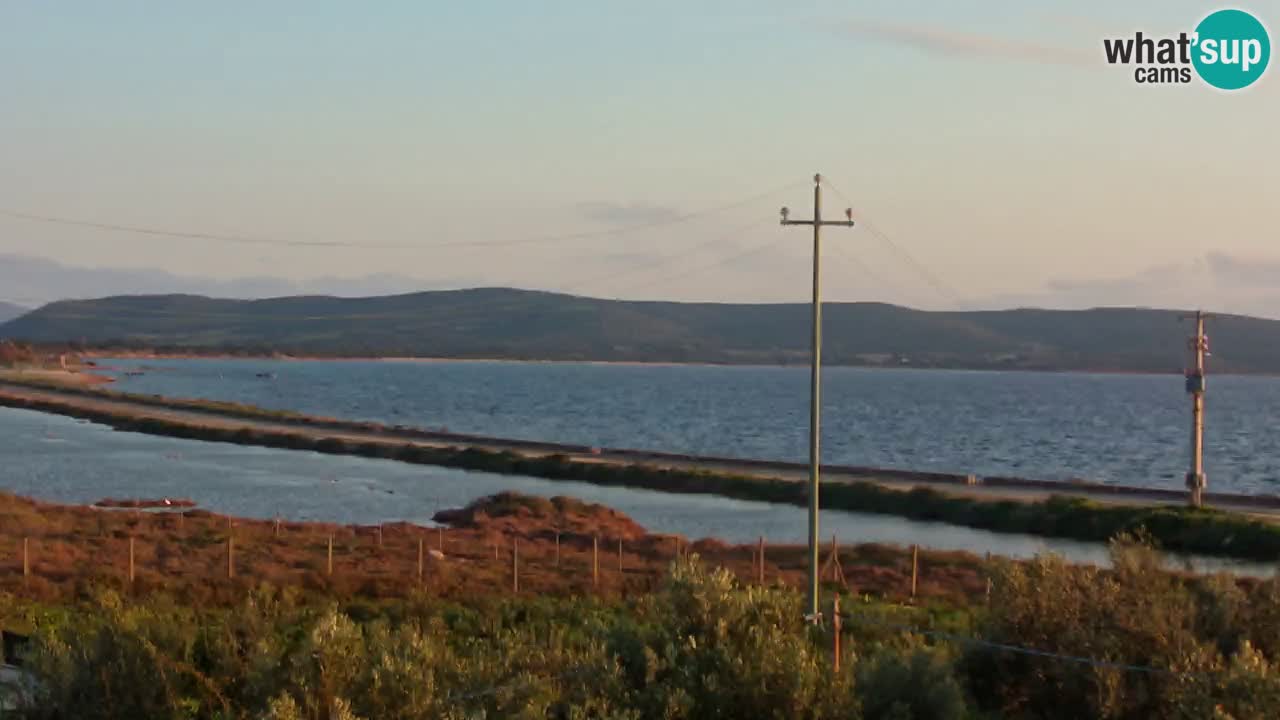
[2,377,1279,520]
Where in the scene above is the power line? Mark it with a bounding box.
[830,242,884,290]
[0,210,408,249]
[420,182,803,250]
[560,217,768,295]
[604,230,788,298]
[0,181,801,253]
[818,178,966,304]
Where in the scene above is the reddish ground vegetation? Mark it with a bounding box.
[0,490,992,607]
[432,492,649,540]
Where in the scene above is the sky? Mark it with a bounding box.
[1,1,1278,314]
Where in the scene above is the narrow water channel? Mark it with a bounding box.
[1,406,1269,576]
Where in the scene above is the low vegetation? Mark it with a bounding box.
[3,538,1280,718]
[0,491,989,608]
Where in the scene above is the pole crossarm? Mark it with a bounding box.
[780,219,856,227]
[779,173,856,624]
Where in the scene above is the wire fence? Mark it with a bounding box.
[0,506,1235,690]
[0,506,993,606]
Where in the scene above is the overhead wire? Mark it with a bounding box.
[0,181,802,253]
[417,180,803,250]
[606,226,789,298]
[559,216,769,296]
[818,177,967,304]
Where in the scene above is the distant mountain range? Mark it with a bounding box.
[0,301,27,325]
[0,288,1271,373]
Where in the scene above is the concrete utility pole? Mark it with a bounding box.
[1182,310,1209,507]
[781,174,855,623]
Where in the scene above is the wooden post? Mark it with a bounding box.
[129,537,136,584]
[327,534,334,576]
[757,536,765,584]
[554,532,560,568]
[592,535,599,588]
[512,539,520,594]
[832,596,842,672]
[417,536,424,584]
[437,526,443,552]
[617,538,623,574]
[376,525,383,548]
[227,536,235,579]
[910,544,919,599]
[274,516,281,538]
[22,537,30,582]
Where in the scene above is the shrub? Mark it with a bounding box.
[856,645,967,720]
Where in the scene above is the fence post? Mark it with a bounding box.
[911,544,919,600]
[22,537,30,582]
[593,535,599,589]
[832,596,842,672]
[417,536,424,584]
[512,538,520,594]
[327,534,334,576]
[274,516,281,538]
[617,538,623,574]
[227,536,235,579]
[437,526,443,553]
[554,532,560,568]
[129,537,136,584]
[376,525,383,548]
[984,553,992,605]
[758,536,765,584]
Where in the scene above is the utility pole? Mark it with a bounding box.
[1181,310,1209,507]
[781,174,855,623]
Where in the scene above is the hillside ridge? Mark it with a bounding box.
[2,288,1273,372]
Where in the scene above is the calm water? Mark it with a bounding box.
[3,405,1268,575]
[96,358,1280,494]
[1,406,1267,575]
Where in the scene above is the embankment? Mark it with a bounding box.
[3,377,1280,560]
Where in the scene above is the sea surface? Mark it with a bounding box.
[0,405,1266,574]
[94,358,1280,495]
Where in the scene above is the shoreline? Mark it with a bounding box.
[79,350,1218,378]
[4,375,1280,560]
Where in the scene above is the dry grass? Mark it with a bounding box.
[0,491,992,607]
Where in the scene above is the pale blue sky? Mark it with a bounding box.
[1,1,1277,313]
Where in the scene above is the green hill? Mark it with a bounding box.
[0,288,1271,372]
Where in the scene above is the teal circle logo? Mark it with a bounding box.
[1192,9,1270,90]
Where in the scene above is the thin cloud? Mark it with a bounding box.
[1205,251,1280,288]
[842,18,1093,67]
[577,202,684,225]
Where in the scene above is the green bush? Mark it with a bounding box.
[856,645,967,720]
